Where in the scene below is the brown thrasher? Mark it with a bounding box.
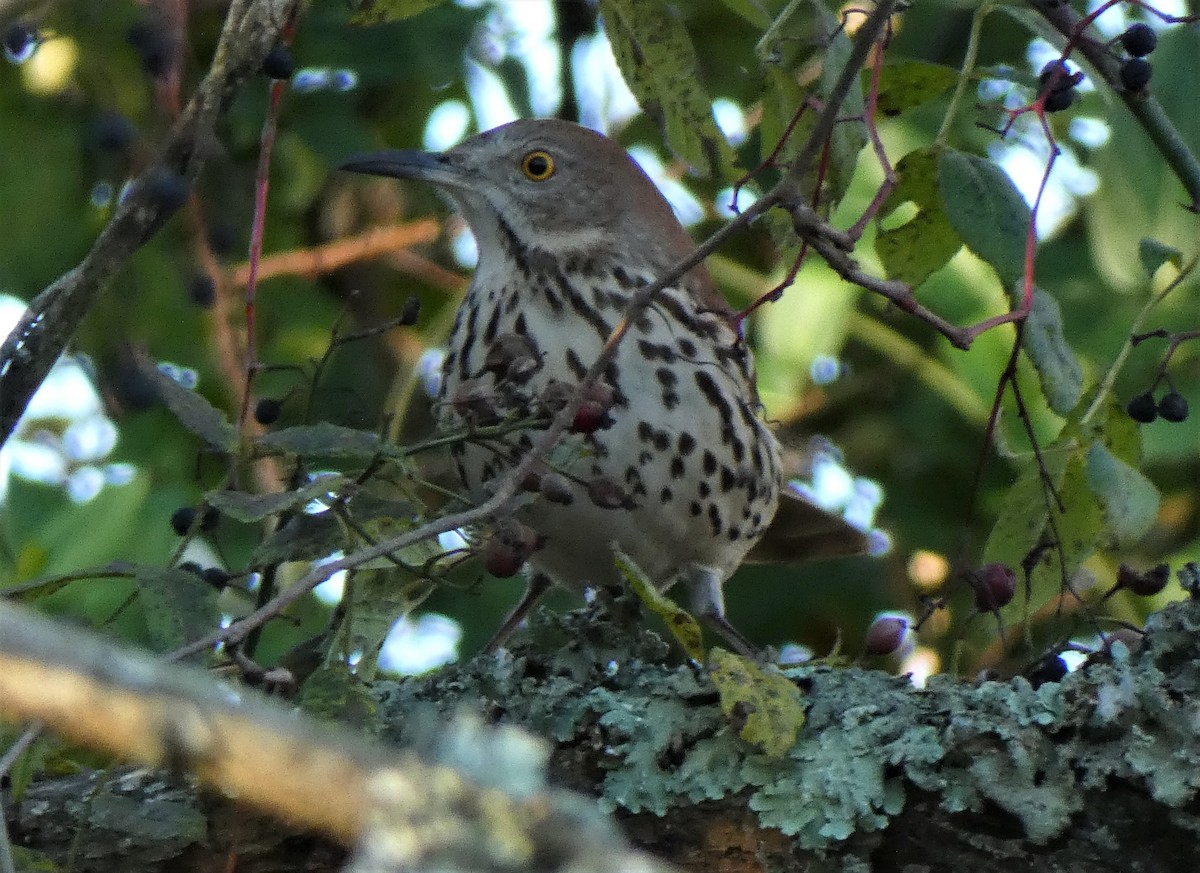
[341,118,866,655]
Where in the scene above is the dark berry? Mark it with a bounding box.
[145,167,190,212]
[188,273,216,308]
[587,476,628,510]
[1126,391,1158,423]
[254,397,282,425]
[1120,23,1157,58]
[90,112,136,153]
[1120,58,1152,91]
[201,567,232,590]
[1118,562,1169,597]
[1158,390,1189,423]
[972,562,1016,611]
[177,560,204,576]
[480,537,524,578]
[1027,653,1067,688]
[3,22,37,63]
[207,222,238,257]
[864,616,908,656]
[260,45,294,80]
[398,295,421,326]
[127,17,173,79]
[538,473,574,505]
[170,506,196,535]
[1043,87,1076,113]
[570,400,607,434]
[482,333,536,379]
[519,471,542,493]
[198,505,220,531]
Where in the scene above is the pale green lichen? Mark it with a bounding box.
[377,595,1200,853]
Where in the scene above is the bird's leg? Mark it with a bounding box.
[481,571,554,654]
[680,564,760,659]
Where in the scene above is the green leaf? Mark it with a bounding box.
[709,648,805,759]
[820,27,868,202]
[1022,286,1084,416]
[205,476,350,523]
[872,61,959,117]
[1085,443,1160,548]
[137,358,236,452]
[297,661,380,732]
[252,513,345,565]
[349,0,444,25]
[135,565,221,655]
[1138,238,1183,275]
[615,547,705,662]
[254,422,402,461]
[875,147,962,287]
[937,148,1030,286]
[599,0,733,179]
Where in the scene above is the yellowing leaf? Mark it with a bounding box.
[615,547,705,662]
[709,648,805,758]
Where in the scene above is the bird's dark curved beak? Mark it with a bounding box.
[338,149,449,183]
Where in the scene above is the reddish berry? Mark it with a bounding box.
[538,473,575,505]
[587,476,628,510]
[481,538,524,578]
[570,400,607,434]
[864,616,908,656]
[972,562,1016,611]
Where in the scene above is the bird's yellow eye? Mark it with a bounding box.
[521,150,555,181]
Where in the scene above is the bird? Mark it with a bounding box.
[340,118,867,656]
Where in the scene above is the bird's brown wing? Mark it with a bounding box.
[744,490,869,564]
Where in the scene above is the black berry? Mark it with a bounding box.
[1158,390,1189,423]
[201,567,232,590]
[1120,58,1152,91]
[170,506,196,535]
[127,17,173,79]
[188,274,216,308]
[254,397,282,425]
[198,505,220,531]
[260,45,294,80]
[3,22,37,63]
[177,560,204,576]
[398,295,421,326]
[208,222,238,257]
[570,400,607,434]
[145,167,190,212]
[1120,23,1157,58]
[91,112,136,153]
[1043,88,1075,113]
[1027,653,1067,688]
[1126,391,1158,423]
[1118,562,1169,597]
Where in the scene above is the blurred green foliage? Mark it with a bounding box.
[0,0,1196,682]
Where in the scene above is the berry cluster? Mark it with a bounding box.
[1037,60,1084,113]
[1126,388,1189,424]
[1117,23,1157,92]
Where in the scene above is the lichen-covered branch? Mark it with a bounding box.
[0,601,666,873]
